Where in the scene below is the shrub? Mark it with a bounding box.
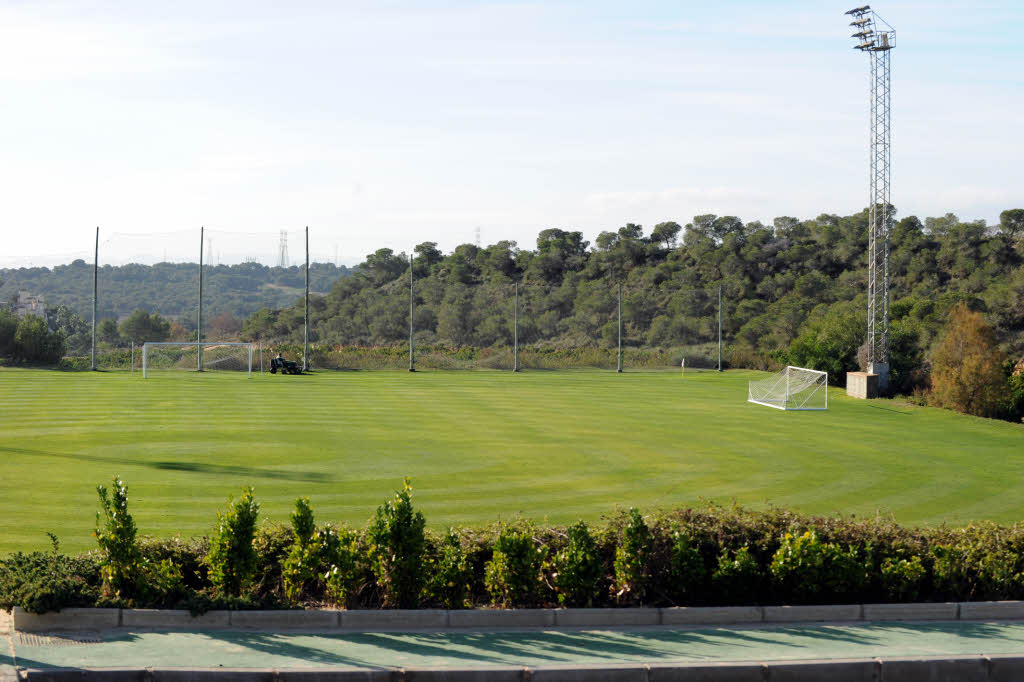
[712,546,762,605]
[769,530,865,603]
[880,554,926,602]
[552,520,603,607]
[485,524,546,607]
[613,508,652,604]
[94,476,142,599]
[425,529,471,609]
[138,536,210,592]
[206,487,260,597]
[930,543,974,601]
[282,498,319,604]
[320,525,362,608]
[0,535,100,614]
[669,529,707,603]
[367,478,426,608]
[141,559,187,608]
[252,522,292,603]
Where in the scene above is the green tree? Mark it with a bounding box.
[118,309,171,344]
[98,318,121,345]
[650,221,682,249]
[0,308,17,358]
[1000,208,1024,241]
[362,248,408,286]
[437,284,474,345]
[14,315,65,362]
[49,305,89,354]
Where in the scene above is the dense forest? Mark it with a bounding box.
[0,261,350,322]
[236,208,1023,394]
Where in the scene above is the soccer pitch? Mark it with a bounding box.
[1,367,1022,554]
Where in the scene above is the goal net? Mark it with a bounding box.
[748,366,827,410]
[142,342,253,378]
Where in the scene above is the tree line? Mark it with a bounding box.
[240,208,1024,385]
[0,261,350,322]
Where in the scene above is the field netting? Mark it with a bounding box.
[3,228,735,373]
[75,228,344,370]
[303,277,726,372]
[142,342,253,376]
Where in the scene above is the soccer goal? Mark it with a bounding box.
[748,366,828,410]
[142,342,253,378]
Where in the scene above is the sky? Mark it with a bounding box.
[1,0,1021,266]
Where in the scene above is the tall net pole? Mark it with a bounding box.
[408,253,415,372]
[616,282,623,373]
[91,227,98,371]
[847,6,895,393]
[513,281,519,372]
[303,226,309,371]
[717,285,723,372]
[197,226,204,372]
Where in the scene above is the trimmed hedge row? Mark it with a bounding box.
[5,478,1024,614]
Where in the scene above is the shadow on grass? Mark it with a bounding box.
[0,446,333,484]
[863,403,915,415]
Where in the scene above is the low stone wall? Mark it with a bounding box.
[11,600,1024,633]
[12,656,1024,681]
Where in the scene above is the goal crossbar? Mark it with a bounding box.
[748,366,828,410]
[142,342,253,378]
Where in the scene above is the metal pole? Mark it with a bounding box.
[408,252,415,372]
[259,341,263,375]
[616,283,623,373]
[91,227,98,371]
[303,226,310,371]
[130,341,134,375]
[248,344,253,379]
[197,226,204,372]
[142,343,147,379]
[513,281,519,372]
[718,285,723,372]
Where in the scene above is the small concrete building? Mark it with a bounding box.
[14,290,45,319]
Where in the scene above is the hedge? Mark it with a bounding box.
[5,480,1024,613]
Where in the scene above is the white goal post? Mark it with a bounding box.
[748,366,828,410]
[142,342,254,378]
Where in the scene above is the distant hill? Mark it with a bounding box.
[0,260,352,322]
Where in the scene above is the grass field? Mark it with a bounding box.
[1,367,1022,555]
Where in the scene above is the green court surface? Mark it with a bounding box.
[5,622,1024,670]
[1,367,1022,554]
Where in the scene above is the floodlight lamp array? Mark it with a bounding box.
[846,6,894,52]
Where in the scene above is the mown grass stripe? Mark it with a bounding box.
[1,367,1022,553]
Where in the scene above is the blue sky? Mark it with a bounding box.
[1,1,1021,266]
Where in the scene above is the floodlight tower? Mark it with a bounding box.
[278,230,289,268]
[846,5,895,393]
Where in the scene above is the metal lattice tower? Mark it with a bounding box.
[278,230,289,268]
[847,5,895,392]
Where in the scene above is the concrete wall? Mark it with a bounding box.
[12,600,1024,633]
[15,656,1024,681]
